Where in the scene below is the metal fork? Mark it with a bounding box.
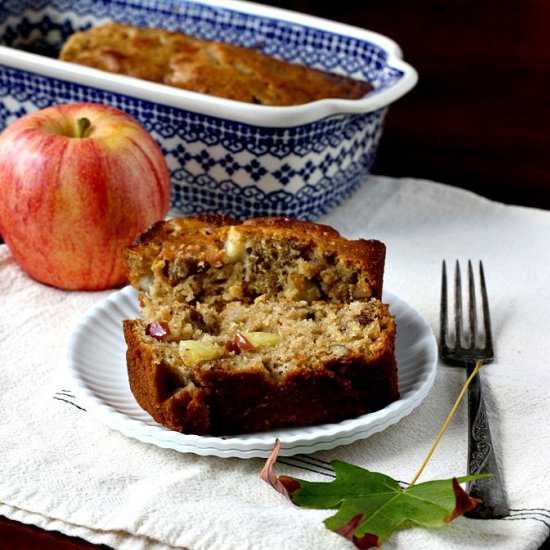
[440,260,509,519]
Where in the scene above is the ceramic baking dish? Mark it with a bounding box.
[0,0,417,220]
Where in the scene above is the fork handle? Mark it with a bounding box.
[465,363,509,518]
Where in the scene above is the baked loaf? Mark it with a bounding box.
[59,22,373,106]
[123,215,398,435]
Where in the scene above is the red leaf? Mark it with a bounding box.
[279,476,301,495]
[260,439,298,499]
[445,478,481,522]
[353,532,382,550]
[333,514,381,549]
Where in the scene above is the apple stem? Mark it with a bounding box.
[76,117,91,138]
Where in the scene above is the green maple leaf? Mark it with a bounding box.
[261,443,489,549]
[260,362,493,548]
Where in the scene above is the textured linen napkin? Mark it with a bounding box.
[1,175,549,550]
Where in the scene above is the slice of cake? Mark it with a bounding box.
[123,215,398,435]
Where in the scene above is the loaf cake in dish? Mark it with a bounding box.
[59,22,373,106]
[122,215,398,435]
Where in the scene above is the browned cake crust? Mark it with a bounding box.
[123,215,398,435]
[59,22,373,106]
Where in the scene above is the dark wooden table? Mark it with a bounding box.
[2,1,549,548]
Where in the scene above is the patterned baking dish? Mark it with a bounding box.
[0,0,417,220]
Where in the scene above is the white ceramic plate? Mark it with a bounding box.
[67,286,437,458]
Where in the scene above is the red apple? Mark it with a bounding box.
[0,102,171,290]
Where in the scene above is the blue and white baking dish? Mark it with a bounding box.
[0,0,417,220]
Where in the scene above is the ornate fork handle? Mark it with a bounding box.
[465,362,509,518]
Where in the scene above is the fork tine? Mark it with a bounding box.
[467,260,477,350]
[440,260,449,350]
[454,260,463,349]
[479,261,494,357]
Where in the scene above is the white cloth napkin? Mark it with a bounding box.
[1,175,549,550]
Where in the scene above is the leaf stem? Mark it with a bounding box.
[408,359,484,486]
